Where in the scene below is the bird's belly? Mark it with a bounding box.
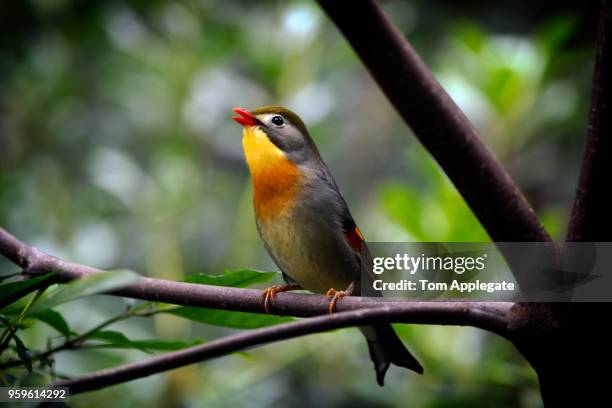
[258,215,356,294]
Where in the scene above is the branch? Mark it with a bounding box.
[53,304,509,394]
[0,227,512,391]
[316,1,550,245]
[567,0,612,242]
[0,228,510,327]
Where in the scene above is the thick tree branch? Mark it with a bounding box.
[316,1,550,245]
[0,228,510,330]
[0,227,512,392]
[54,304,509,394]
[567,0,612,242]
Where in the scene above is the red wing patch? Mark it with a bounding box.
[344,226,365,254]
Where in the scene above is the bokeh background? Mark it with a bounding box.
[0,0,600,406]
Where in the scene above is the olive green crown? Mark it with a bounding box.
[252,105,309,136]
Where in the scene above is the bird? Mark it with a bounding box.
[231,105,423,386]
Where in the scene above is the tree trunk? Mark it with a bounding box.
[510,303,610,405]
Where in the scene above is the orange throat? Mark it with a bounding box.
[242,126,302,221]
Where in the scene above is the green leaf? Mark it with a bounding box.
[166,307,293,329]
[536,16,577,54]
[13,335,32,373]
[184,269,277,288]
[87,330,201,352]
[0,271,23,283]
[455,22,486,53]
[87,330,140,349]
[0,273,57,308]
[32,309,71,337]
[127,339,202,351]
[13,368,52,387]
[0,314,9,327]
[28,270,140,315]
[13,318,35,330]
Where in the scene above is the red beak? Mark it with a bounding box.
[232,107,259,127]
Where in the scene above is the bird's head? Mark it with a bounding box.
[232,106,319,166]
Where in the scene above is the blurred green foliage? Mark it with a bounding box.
[0,0,598,406]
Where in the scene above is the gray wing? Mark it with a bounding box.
[310,162,381,297]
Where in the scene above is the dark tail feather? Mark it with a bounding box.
[360,324,423,386]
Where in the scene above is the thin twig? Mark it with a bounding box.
[0,287,47,357]
[0,310,131,369]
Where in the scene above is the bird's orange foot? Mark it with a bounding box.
[325,282,355,313]
[261,284,300,313]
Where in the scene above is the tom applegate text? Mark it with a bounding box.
[372,279,516,294]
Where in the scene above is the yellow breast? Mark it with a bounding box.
[242,126,303,221]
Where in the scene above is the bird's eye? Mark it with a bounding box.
[271,115,285,127]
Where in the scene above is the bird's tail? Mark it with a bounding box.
[359,324,423,386]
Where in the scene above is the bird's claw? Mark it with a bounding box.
[325,288,337,300]
[261,285,282,313]
[261,284,300,313]
[326,282,355,313]
[325,288,347,314]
